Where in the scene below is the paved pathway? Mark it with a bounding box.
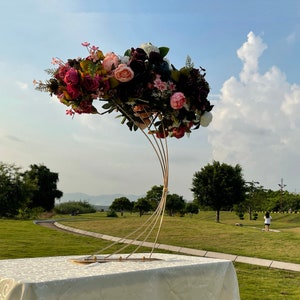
[35,220,300,272]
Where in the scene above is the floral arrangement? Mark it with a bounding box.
[35,42,213,138]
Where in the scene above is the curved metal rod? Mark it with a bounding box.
[85,103,169,260]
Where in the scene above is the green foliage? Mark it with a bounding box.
[166,194,186,216]
[134,197,152,217]
[145,185,164,210]
[106,210,118,218]
[191,161,246,222]
[240,185,300,214]
[0,162,36,217]
[54,201,96,214]
[1,213,300,299]
[109,197,132,216]
[237,212,244,220]
[185,202,199,215]
[158,46,169,58]
[24,164,63,211]
[17,207,44,220]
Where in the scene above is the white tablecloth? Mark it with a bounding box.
[0,253,240,300]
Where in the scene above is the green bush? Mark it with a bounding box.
[238,212,244,220]
[106,210,118,218]
[54,201,96,215]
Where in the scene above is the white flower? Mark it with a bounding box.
[139,42,159,56]
[200,111,213,127]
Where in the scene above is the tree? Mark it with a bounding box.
[24,164,63,211]
[237,181,266,220]
[166,194,186,216]
[145,185,164,210]
[0,162,36,217]
[191,161,246,222]
[185,202,199,215]
[109,196,132,216]
[134,197,152,217]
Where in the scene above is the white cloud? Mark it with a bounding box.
[237,32,267,82]
[16,81,28,90]
[209,32,300,192]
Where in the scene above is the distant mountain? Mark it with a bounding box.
[57,192,143,206]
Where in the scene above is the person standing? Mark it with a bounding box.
[264,211,272,231]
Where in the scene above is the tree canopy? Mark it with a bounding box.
[24,164,63,211]
[109,197,132,216]
[191,161,246,222]
[0,162,62,217]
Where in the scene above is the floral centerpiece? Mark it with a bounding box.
[35,42,213,138]
[35,42,214,260]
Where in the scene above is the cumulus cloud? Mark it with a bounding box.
[209,32,300,191]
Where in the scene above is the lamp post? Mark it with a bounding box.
[278,178,287,213]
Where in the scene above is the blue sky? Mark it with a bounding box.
[1,0,300,200]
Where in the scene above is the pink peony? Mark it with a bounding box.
[55,65,70,81]
[64,68,79,85]
[102,52,119,72]
[114,64,134,82]
[66,85,81,99]
[170,92,186,109]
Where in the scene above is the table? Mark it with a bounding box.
[0,253,240,300]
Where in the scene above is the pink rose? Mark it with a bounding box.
[114,64,134,82]
[82,74,100,92]
[64,68,79,85]
[66,85,81,99]
[170,92,186,109]
[102,52,119,71]
[154,76,168,91]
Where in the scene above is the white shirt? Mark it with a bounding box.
[264,216,272,224]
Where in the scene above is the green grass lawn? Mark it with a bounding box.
[1,211,299,299]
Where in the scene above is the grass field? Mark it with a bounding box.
[1,211,299,299]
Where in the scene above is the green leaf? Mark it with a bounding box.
[159,47,169,58]
[102,102,112,109]
[124,49,131,56]
[171,70,180,82]
[109,77,120,88]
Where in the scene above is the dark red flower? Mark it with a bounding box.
[172,126,186,139]
[82,74,100,92]
[66,85,81,99]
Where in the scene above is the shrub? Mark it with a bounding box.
[238,212,244,220]
[107,210,118,218]
[54,201,96,215]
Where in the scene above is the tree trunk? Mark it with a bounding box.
[215,210,220,222]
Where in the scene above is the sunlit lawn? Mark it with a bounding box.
[1,211,299,299]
